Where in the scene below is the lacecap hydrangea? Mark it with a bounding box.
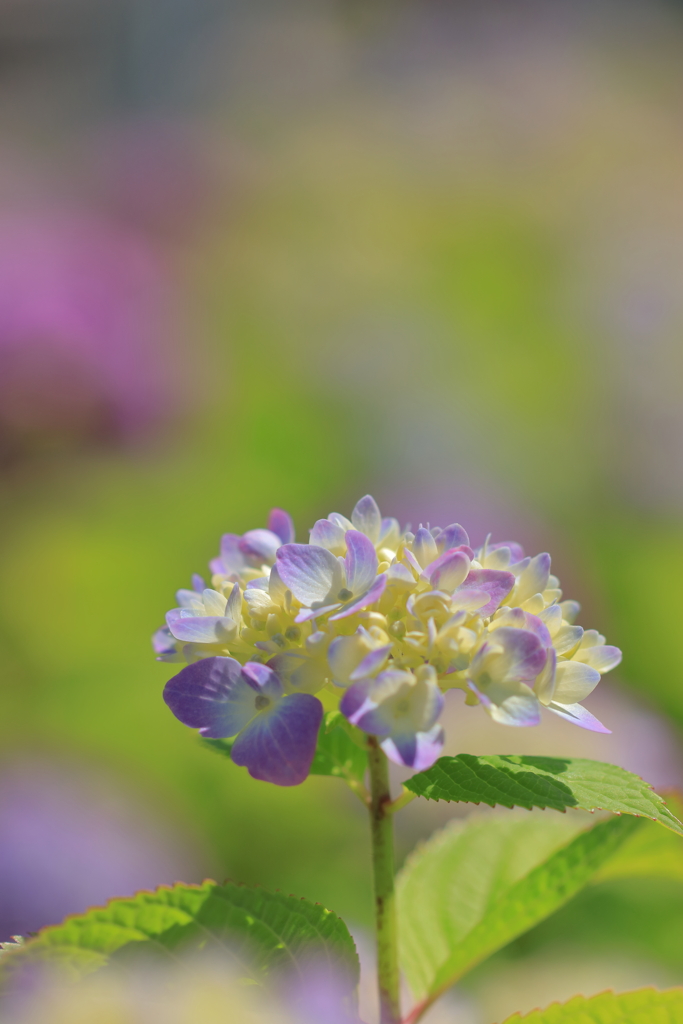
[155,497,621,786]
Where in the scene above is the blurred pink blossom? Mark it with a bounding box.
[0,205,180,461]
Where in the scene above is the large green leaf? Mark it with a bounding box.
[398,812,642,1021]
[404,755,683,835]
[500,986,683,1023]
[592,813,683,885]
[309,711,367,783]
[0,881,359,989]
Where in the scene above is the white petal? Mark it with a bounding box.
[202,588,228,616]
[514,553,551,604]
[553,660,601,703]
[553,624,583,656]
[573,645,622,673]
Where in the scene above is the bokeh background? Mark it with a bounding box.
[1,0,683,1020]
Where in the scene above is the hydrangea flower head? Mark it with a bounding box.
[156,496,621,785]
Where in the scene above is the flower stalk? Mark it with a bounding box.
[367,736,401,1024]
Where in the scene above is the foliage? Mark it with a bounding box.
[398,814,640,1014]
[404,755,683,834]
[0,881,359,992]
[499,986,683,1023]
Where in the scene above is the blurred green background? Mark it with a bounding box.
[1,1,683,1021]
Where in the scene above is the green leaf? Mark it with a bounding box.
[592,813,683,885]
[200,737,235,760]
[404,755,683,835]
[309,712,367,782]
[0,881,359,989]
[500,986,683,1023]
[398,811,642,1018]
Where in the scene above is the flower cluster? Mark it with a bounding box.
[156,497,621,786]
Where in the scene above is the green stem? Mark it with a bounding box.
[367,737,401,1024]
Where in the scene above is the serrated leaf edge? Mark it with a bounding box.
[405,756,683,835]
[499,985,683,1023]
[0,879,355,967]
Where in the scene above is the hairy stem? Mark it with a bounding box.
[367,737,401,1024]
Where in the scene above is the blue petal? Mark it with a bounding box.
[163,657,258,738]
[231,694,323,785]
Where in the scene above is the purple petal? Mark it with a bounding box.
[491,626,549,683]
[276,544,343,605]
[576,645,622,674]
[344,530,378,596]
[546,701,611,733]
[489,540,525,562]
[349,643,393,681]
[239,528,282,564]
[165,609,236,644]
[231,694,323,785]
[152,625,177,655]
[382,724,445,770]
[210,533,245,576]
[351,494,381,543]
[246,577,270,591]
[163,657,257,738]
[329,574,387,621]
[310,518,347,554]
[191,573,206,592]
[176,588,202,609]
[385,731,416,766]
[521,612,553,647]
[294,603,341,624]
[268,508,295,544]
[436,524,470,552]
[496,609,553,648]
[242,661,283,698]
[456,568,514,617]
[339,679,373,723]
[425,549,470,592]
